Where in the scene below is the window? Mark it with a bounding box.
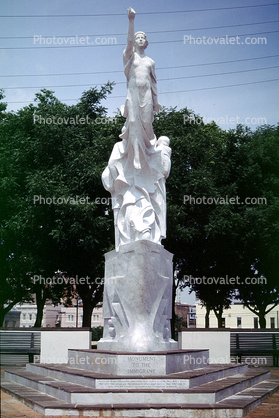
[68,314,74,322]
[270,317,275,329]
[92,314,99,322]
[254,317,259,328]
[13,321,16,327]
[4,320,9,328]
[29,313,32,320]
[237,317,242,328]
[22,313,26,320]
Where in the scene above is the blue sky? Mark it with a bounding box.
[1,0,279,130]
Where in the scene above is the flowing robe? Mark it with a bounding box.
[119,50,158,157]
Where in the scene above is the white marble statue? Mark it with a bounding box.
[102,7,171,251]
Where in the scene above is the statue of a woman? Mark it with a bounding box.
[120,7,161,170]
[102,8,171,251]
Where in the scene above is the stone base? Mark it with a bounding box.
[98,240,178,352]
[67,349,209,375]
[3,361,279,417]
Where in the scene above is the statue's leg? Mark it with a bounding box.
[127,118,141,170]
[125,93,143,169]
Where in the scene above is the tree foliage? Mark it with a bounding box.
[154,109,279,328]
[0,85,118,326]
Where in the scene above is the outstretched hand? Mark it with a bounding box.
[127,7,135,19]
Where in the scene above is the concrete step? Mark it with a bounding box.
[216,375,279,414]
[1,373,279,417]
[26,361,249,389]
[1,377,78,416]
[4,366,271,404]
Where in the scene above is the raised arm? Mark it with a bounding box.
[124,7,135,60]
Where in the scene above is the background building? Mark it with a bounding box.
[17,304,37,328]
[175,303,196,328]
[196,299,279,328]
[3,302,104,328]
[2,310,21,328]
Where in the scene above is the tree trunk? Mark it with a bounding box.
[217,313,223,328]
[205,304,210,328]
[0,307,5,327]
[34,288,47,327]
[80,283,104,328]
[259,312,266,328]
[213,307,224,328]
[82,298,94,327]
[245,304,268,328]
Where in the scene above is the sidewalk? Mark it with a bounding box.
[1,368,279,418]
[245,368,279,418]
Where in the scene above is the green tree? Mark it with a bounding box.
[233,124,279,327]
[0,90,35,325]
[154,109,238,328]
[154,110,279,329]
[0,84,117,327]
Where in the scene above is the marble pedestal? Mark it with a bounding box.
[68,349,210,376]
[98,240,178,352]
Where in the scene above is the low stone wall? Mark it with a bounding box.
[178,329,231,365]
[0,328,92,364]
[40,328,92,363]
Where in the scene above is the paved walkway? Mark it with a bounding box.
[245,368,279,418]
[1,368,279,418]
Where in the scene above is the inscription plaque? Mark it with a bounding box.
[96,378,189,390]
